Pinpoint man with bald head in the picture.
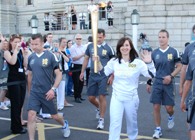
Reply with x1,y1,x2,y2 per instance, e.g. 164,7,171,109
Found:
69,34,86,103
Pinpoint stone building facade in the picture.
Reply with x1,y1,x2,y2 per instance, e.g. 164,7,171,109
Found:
0,0,195,51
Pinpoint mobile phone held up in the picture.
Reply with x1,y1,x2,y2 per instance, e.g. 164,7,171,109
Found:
21,42,27,50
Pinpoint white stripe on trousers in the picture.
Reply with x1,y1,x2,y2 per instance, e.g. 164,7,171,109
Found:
109,94,139,140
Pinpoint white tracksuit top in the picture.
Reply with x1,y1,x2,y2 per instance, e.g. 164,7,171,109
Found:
104,58,156,101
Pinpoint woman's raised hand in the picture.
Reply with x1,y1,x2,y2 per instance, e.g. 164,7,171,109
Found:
140,49,152,64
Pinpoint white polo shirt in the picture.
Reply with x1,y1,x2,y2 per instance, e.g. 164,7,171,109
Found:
69,43,86,65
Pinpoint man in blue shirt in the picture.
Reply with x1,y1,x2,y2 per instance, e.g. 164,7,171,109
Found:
80,28,115,130
27,33,70,139
147,29,182,139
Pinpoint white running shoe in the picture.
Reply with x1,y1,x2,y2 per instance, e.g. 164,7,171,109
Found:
0,105,9,110
168,116,175,129
97,118,104,130
96,109,100,119
152,129,162,139
62,120,70,138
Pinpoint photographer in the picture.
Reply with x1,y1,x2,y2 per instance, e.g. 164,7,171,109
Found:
4,34,29,134
107,1,114,27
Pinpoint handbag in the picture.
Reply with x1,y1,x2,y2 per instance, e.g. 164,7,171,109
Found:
187,95,195,123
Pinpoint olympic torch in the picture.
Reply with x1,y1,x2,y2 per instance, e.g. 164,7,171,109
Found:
88,5,99,73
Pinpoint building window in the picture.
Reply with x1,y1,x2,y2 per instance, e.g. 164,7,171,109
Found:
27,0,32,5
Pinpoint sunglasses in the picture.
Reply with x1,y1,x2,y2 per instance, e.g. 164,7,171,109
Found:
76,38,82,40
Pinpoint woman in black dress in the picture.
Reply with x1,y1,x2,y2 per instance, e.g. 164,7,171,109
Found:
71,5,77,30
4,34,29,134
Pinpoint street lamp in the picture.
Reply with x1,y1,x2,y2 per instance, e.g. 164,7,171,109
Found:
131,9,140,52
30,15,39,34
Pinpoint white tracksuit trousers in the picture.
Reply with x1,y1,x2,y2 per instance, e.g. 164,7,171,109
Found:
56,80,65,109
109,94,139,140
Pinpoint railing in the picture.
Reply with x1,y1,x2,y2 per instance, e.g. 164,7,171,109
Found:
42,9,124,31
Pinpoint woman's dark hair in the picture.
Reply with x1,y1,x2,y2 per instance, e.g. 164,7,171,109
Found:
9,34,21,51
116,37,138,63
67,40,72,48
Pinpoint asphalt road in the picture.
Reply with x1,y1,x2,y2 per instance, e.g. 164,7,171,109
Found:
0,77,189,140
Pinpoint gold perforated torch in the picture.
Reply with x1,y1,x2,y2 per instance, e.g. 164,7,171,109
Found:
88,4,99,73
